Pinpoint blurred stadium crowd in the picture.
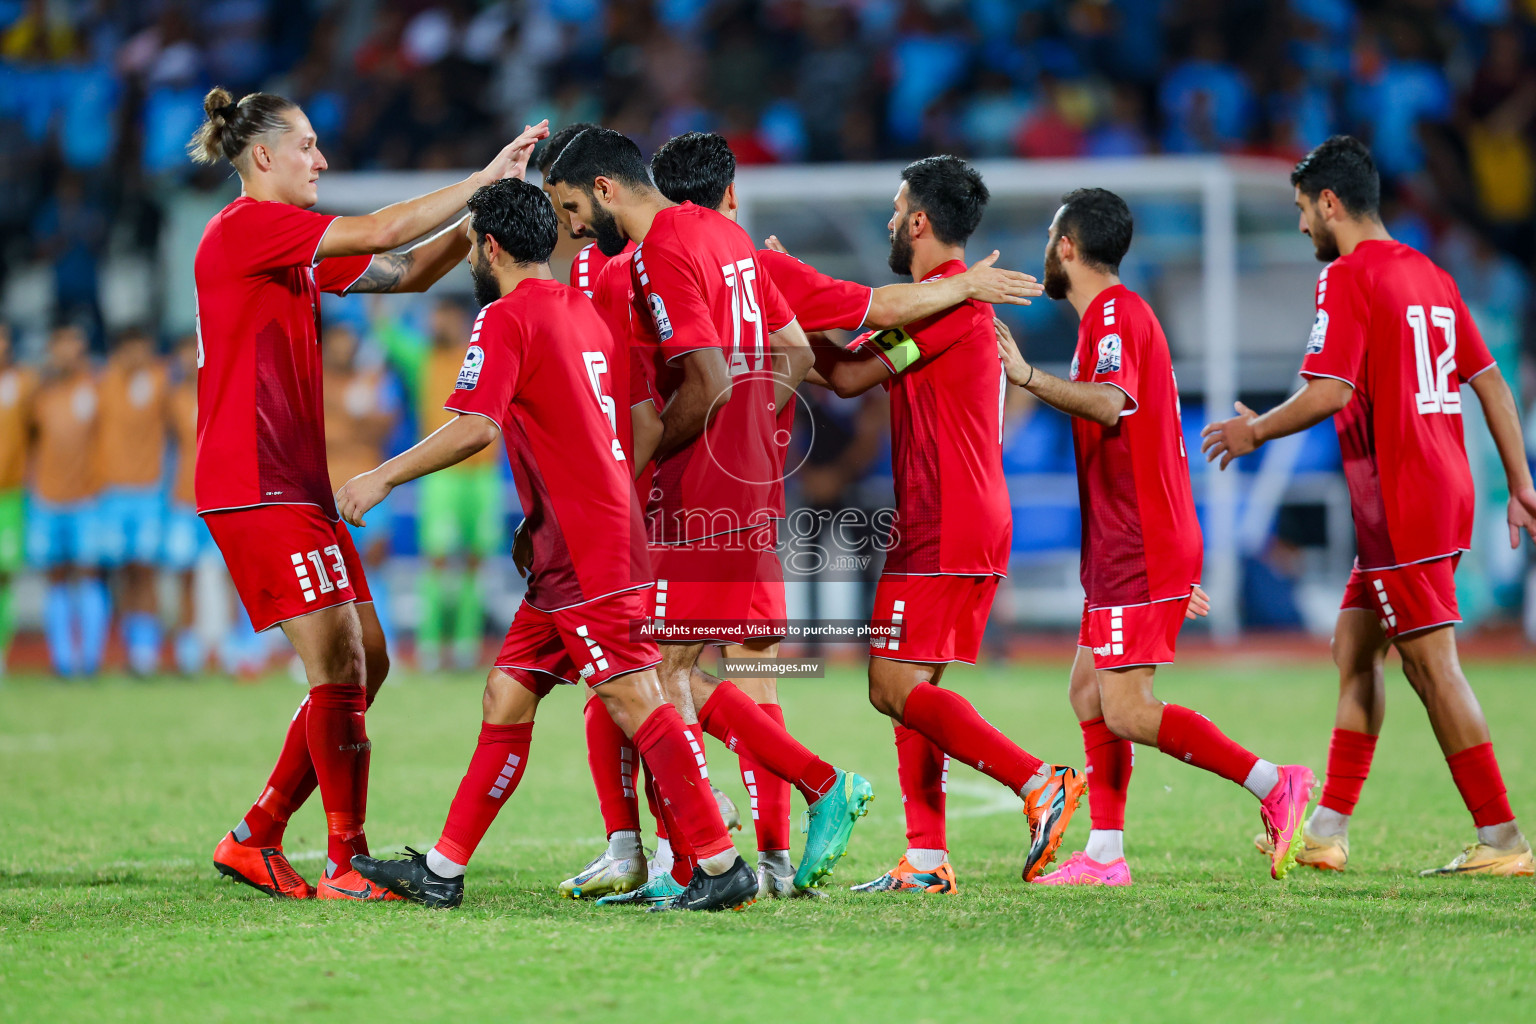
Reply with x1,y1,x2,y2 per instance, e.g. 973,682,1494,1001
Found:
3,0,1536,676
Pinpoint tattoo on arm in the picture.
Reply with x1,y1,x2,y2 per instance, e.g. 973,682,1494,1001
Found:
349,252,415,293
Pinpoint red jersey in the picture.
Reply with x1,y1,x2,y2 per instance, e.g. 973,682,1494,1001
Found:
445,278,650,610
192,197,372,517
1069,285,1202,608
753,248,876,495
1299,240,1494,569
590,247,655,501
631,202,796,543
569,241,621,298
863,259,1010,575
756,248,873,333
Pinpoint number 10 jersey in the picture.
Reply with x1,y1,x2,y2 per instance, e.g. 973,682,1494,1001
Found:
1299,239,1496,570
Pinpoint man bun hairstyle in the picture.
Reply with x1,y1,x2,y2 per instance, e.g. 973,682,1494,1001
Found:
187,87,298,166
544,127,652,192
651,132,736,210
536,122,601,177
467,178,559,266
1057,187,1134,274
900,155,988,246
1290,135,1381,219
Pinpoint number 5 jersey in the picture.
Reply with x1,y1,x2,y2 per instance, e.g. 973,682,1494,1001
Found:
445,278,651,611
1299,239,1495,570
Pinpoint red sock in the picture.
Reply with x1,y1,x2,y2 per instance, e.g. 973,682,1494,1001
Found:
306,683,372,875
1446,742,1514,827
633,705,734,862
699,681,838,803
894,722,947,850
1320,728,1377,815
1081,716,1132,831
643,764,667,840
743,703,793,851
436,722,534,866
1156,704,1258,786
900,683,1044,793
584,695,640,835
237,697,314,847
240,688,382,848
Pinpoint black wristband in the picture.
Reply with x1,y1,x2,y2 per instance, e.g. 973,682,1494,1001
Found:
1024,364,1035,388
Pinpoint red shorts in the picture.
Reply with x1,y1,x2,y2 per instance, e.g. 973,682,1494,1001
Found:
649,534,784,644
1340,554,1461,639
496,588,661,695
1077,594,1190,670
868,574,999,664
205,504,372,633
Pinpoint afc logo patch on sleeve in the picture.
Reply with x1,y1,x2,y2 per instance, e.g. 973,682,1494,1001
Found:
648,293,674,341
456,344,485,390
1306,309,1329,354
1095,334,1122,374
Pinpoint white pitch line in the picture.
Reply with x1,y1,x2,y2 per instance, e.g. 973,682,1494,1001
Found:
944,777,1026,819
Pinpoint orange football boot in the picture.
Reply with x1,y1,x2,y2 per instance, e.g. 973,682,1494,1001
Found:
315,867,405,901
213,832,315,899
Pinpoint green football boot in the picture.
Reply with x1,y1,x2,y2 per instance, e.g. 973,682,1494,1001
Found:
793,769,874,890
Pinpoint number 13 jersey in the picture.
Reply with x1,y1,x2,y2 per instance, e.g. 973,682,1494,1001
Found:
445,278,650,610
1299,239,1496,570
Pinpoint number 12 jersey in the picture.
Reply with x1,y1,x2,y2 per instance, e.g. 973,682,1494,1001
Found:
1299,239,1495,570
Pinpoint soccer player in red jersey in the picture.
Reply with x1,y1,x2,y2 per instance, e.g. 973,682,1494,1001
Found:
535,122,637,299
998,188,1317,885
337,178,754,912
810,157,1083,893
546,128,873,895
189,85,548,901
648,130,1043,896
1204,137,1536,876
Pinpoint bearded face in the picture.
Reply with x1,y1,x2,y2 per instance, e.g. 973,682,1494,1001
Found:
1042,232,1070,301
470,237,502,307
1306,206,1340,263
587,198,628,258
887,213,914,276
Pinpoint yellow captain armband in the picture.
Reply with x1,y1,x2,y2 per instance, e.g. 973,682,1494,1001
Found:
866,326,920,372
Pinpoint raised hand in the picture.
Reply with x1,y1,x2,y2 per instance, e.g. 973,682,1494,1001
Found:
764,234,791,255
481,119,551,184
963,251,1043,306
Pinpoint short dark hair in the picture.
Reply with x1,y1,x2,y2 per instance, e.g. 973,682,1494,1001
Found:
536,121,600,177
1057,188,1134,273
544,127,652,191
900,155,988,246
1291,135,1381,218
466,178,558,265
651,132,736,210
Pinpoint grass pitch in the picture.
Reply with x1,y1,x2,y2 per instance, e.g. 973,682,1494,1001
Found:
2,655,1533,1023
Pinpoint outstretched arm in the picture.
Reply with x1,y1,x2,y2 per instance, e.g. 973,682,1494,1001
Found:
1200,376,1353,470
348,214,471,294
1468,364,1536,547
336,413,500,527
762,235,1042,328
317,121,548,260
996,317,1125,427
